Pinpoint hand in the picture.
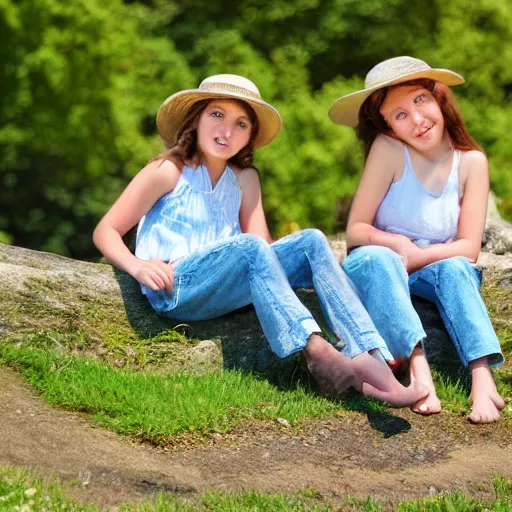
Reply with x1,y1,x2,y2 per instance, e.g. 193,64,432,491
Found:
387,234,422,272
135,258,175,293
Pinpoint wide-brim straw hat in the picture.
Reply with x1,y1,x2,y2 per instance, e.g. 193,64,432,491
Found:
328,56,465,127
156,74,282,149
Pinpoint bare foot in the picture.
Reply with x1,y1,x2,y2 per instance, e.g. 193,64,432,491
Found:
304,336,427,406
352,352,428,407
303,334,358,396
468,358,505,424
409,345,441,416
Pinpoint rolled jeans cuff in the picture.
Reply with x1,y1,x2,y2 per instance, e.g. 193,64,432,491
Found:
276,317,321,358
343,331,394,361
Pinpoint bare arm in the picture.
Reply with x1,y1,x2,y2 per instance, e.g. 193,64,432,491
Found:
237,167,273,243
346,135,415,253
405,151,489,272
93,158,181,290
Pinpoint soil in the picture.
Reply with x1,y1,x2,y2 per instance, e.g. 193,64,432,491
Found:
1,365,511,510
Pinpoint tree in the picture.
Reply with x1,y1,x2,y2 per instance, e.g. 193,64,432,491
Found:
0,0,193,257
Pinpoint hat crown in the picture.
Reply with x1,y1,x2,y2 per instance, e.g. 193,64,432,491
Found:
365,56,432,89
156,73,281,149
199,74,262,100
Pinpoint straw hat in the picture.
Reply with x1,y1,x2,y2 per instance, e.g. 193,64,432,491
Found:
156,74,282,149
328,56,465,127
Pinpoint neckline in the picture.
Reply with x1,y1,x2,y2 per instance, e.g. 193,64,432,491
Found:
186,164,232,193
404,145,459,198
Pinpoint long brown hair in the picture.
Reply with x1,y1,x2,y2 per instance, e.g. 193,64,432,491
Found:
357,78,483,157
150,99,259,169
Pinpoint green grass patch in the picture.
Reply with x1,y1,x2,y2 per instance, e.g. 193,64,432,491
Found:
431,371,471,415
0,344,340,444
1,467,511,511
10,326,198,371
0,466,96,511
395,474,512,511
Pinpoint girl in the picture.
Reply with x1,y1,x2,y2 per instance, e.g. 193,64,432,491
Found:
329,56,505,422
93,73,425,406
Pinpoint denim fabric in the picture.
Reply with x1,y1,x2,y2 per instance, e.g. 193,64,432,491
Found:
342,245,504,367
145,229,389,359
135,165,242,264
272,230,391,359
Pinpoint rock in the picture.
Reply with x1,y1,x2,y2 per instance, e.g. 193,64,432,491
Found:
1,194,511,383
194,340,218,351
483,193,512,255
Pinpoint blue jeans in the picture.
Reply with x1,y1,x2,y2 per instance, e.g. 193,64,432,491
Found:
143,229,389,359
342,245,504,367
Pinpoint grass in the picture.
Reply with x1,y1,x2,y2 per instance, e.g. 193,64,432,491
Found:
0,466,93,511
1,467,511,511
0,338,509,448
0,343,346,444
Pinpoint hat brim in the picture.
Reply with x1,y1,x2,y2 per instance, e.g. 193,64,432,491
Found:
156,89,282,150
328,68,465,127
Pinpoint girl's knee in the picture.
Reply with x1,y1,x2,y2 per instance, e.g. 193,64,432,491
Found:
343,246,407,285
346,245,403,270
235,233,272,257
236,233,270,249
299,228,329,248
435,256,481,286
436,256,477,276
276,228,330,253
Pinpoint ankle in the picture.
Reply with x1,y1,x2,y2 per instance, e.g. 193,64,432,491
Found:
469,356,490,373
303,333,329,358
410,343,425,359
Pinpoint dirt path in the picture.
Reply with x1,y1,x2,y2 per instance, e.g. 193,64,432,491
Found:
1,365,511,509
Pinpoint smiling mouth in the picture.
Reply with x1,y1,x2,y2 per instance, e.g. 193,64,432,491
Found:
215,137,228,146
418,126,433,138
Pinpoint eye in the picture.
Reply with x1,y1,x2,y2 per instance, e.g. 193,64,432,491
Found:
395,112,406,121
237,120,249,128
211,110,223,118
414,93,427,105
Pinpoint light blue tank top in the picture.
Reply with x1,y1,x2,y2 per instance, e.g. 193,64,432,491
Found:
374,146,461,248
135,164,242,264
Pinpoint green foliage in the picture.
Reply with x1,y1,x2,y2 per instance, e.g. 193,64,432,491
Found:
2,0,512,256
0,344,340,443
0,0,193,257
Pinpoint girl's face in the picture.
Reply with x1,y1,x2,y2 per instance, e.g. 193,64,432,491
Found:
379,85,445,151
196,99,253,162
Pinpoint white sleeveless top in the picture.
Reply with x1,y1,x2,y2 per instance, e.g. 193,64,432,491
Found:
135,164,242,263
374,145,461,248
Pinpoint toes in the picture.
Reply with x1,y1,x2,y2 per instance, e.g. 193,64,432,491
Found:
468,409,501,424
362,381,424,407
410,391,441,416
411,402,431,415
418,403,429,413
492,393,506,410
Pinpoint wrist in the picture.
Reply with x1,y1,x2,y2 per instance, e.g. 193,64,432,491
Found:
125,257,144,279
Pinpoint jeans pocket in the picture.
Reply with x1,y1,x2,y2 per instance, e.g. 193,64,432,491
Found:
145,274,185,314
166,275,184,311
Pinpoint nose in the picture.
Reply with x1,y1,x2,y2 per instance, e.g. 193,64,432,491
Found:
412,109,425,124
219,122,232,138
